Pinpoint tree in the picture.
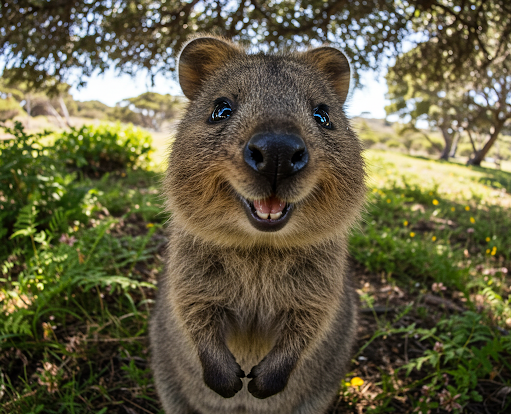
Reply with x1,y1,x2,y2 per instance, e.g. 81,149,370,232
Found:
0,97,22,121
75,100,111,120
2,1,506,92
0,79,24,120
0,72,78,127
385,56,470,160
463,64,511,166
119,92,184,131
386,1,511,165
387,56,511,165
108,104,141,126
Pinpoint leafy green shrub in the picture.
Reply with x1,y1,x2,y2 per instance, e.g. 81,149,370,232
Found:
361,135,378,148
54,123,152,176
378,133,394,144
386,139,402,149
0,121,163,413
0,122,91,260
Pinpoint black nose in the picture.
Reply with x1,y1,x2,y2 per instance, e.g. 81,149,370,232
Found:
244,133,308,180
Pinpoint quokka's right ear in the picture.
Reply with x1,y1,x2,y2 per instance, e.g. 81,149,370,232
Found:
304,47,351,104
178,36,241,100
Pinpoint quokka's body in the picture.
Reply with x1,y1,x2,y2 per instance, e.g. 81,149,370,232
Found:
150,36,366,414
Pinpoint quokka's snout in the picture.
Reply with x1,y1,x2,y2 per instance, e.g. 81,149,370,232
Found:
150,35,367,414
241,129,309,232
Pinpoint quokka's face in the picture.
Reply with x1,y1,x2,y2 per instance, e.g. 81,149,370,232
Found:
165,37,366,248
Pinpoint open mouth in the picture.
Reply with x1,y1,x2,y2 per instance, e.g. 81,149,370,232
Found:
240,195,294,232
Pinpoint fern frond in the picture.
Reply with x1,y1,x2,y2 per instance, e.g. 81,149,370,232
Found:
10,204,38,239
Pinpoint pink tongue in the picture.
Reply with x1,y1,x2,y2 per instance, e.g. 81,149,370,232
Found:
254,196,286,214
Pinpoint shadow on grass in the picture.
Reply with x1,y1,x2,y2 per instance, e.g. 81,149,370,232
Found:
468,164,511,193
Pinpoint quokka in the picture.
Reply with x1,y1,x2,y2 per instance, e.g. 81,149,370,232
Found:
149,36,366,414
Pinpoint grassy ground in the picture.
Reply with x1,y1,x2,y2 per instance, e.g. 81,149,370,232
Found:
1,129,510,413
338,151,511,413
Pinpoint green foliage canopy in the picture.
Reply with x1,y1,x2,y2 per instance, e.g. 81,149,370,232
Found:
386,1,511,164
75,99,111,119
2,1,504,91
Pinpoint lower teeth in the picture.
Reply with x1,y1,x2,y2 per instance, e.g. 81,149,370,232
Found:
253,205,285,220
256,210,270,220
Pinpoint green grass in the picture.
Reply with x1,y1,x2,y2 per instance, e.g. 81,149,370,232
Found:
355,151,511,292
1,126,510,414
339,151,511,413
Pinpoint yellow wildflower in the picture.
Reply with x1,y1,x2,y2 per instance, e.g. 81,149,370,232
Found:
404,220,408,227
350,377,364,387
491,246,497,256
465,206,470,211
486,237,491,242
486,249,491,254
451,207,455,212
470,217,475,224
432,236,437,242
146,223,154,228
387,199,391,203
432,199,439,205
410,232,416,238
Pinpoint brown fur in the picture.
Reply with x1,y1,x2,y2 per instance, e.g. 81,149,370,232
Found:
150,36,366,414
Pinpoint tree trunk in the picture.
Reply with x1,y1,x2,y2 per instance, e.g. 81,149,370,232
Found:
467,122,504,166
449,132,461,158
59,97,72,127
46,102,65,127
25,95,32,129
439,127,452,161
466,129,478,155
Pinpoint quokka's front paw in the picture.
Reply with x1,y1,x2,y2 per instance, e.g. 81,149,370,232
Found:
247,354,295,399
201,349,245,398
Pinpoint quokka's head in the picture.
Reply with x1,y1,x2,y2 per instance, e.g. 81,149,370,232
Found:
164,36,366,248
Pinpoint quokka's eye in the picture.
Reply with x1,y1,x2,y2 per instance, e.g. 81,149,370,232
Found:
313,105,332,129
210,100,233,122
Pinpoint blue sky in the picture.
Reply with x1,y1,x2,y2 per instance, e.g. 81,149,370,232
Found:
70,67,390,119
